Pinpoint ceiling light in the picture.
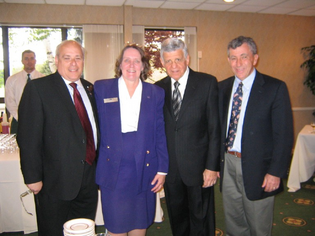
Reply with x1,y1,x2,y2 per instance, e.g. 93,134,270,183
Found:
223,0,235,2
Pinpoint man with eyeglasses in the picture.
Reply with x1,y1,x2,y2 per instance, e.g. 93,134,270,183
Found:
155,38,220,236
5,50,44,134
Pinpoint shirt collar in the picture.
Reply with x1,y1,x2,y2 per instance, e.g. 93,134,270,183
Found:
171,67,189,87
118,76,142,99
234,68,256,91
61,77,83,88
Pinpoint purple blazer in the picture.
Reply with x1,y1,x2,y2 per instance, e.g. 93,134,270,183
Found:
94,78,169,193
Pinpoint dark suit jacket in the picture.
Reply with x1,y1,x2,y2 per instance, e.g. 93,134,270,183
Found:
155,68,220,186
218,70,293,200
94,78,169,193
17,71,99,201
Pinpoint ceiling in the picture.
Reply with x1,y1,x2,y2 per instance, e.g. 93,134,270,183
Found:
1,0,315,16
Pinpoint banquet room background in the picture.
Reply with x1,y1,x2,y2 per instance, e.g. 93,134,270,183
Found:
0,2,314,142
0,1,314,236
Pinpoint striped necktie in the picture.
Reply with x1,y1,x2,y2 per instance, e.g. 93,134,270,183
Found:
172,81,182,121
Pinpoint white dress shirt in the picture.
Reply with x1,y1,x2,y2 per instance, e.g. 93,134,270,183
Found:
226,69,256,153
5,69,44,120
171,67,189,97
63,78,98,148
118,77,166,176
118,77,142,133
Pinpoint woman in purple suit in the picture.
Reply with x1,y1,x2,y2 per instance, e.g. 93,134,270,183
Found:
94,44,169,236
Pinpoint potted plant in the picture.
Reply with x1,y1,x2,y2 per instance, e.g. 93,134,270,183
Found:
300,45,315,95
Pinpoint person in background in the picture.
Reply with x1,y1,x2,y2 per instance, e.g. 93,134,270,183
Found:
155,38,220,236
17,40,99,236
5,50,44,134
218,36,293,236
94,44,169,236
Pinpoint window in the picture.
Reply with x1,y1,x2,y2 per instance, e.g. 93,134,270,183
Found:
8,27,62,76
0,26,83,111
144,29,184,83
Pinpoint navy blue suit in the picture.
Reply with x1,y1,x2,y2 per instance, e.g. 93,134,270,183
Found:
218,71,293,200
94,78,169,191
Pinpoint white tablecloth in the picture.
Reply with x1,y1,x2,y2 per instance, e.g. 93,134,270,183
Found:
0,152,37,234
0,151,163,234
287,125,315,192
0,151,104,234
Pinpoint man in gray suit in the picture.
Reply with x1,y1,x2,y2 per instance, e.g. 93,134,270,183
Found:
17,40,98,236
218,36,293,236
155,38,220,236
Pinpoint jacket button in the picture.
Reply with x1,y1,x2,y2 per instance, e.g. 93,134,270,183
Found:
146,163,150,167
81,160,85,164
107,145,110,149
107,158,110,161
146,150,150,154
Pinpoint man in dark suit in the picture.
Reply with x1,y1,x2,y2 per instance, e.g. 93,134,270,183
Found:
155,38,220,236
218,36,293,236
17,40,99,236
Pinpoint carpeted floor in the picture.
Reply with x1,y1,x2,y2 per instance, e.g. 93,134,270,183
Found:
1,177,314,236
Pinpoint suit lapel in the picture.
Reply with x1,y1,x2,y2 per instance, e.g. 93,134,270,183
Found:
177,70,198,119
135,82,152,172
243,71,265,127
104,79,122,144
52,72,81,123
160,76,174,119
222,77,234,133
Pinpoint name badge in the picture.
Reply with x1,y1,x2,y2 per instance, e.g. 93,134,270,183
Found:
104,97,118,103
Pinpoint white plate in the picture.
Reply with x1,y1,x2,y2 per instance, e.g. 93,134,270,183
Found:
64,218,95,234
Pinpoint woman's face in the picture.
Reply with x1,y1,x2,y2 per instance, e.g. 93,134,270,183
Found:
120,48,144,82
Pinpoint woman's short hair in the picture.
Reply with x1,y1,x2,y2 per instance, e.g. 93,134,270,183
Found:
115,44,151,81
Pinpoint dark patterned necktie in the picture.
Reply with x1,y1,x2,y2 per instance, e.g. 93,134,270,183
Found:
70,83,95,165
27,74,31,82
172,81,182,121
226,82,243,151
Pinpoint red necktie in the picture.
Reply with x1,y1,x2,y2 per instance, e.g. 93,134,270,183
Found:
70,83,95,165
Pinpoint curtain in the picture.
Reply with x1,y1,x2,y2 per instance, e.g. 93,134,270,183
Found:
132,26,145,46
83,25,124,84
184,27,197,71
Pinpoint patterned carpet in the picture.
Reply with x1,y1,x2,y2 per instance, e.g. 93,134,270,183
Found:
146,177,315,236
1,177,314,236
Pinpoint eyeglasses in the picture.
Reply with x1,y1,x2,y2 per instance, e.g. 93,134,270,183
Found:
20,189,34,216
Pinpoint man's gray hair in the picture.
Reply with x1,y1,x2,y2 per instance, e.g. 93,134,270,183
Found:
160,38,188,62
227,36,257,57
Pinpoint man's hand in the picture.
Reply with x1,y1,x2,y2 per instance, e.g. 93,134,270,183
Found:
202,169,218,188
262,173,280,192
27,181,43,195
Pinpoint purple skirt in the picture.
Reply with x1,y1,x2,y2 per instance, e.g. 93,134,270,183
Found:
100,132,156,233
